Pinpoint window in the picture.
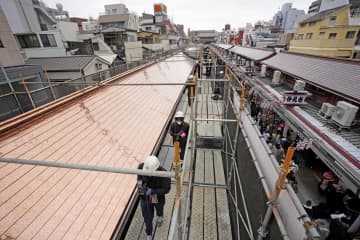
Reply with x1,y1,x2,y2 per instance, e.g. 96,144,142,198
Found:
40,34,57,47
329,16,336,26
0,39,4,48
308,22,316,27
319,32,325,36
297,34,304,40
345,31,356,39
306,33,313,39
17,34,40,48
95,63,102,71
112,8,117,14
92,42,99,51
330,16,336,21
328,33,337,39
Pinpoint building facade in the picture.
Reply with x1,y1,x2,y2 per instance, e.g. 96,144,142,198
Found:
0,0,67,58
289,4,360,58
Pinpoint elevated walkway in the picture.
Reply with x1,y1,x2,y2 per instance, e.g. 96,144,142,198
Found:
125,80,232,239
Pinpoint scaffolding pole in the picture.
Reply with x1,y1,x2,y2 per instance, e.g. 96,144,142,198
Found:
0,65,24,113
0,157,175,178
21,81,196,86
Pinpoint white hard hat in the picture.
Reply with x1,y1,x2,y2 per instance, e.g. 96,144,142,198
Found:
188,74,194,80
175,111,184,118
144,155,160,171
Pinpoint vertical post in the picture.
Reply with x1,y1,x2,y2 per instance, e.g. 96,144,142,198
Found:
1,65,23,113
174,140,183,240
44,69,56,100
79,65,85,82
257,146,295,239
20,73,36,109
239,81,246,111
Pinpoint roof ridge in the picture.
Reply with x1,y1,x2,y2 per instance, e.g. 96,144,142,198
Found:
280,51,360,65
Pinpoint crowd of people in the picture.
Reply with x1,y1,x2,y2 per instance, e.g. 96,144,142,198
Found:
248,95,360,239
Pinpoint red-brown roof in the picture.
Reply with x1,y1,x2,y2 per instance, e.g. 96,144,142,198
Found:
0,54,193,239
262,52,360,103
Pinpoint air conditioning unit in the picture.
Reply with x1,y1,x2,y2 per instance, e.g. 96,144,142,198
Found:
260,64,267,77
271,70,281,85
331,101,359,128
293,80,306,91
318,102,336,119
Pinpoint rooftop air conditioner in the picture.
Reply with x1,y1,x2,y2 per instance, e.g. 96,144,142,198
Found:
260,64,267,77
272,70,281,86
331,101,359,128
293,80,306,91
318,102,336,119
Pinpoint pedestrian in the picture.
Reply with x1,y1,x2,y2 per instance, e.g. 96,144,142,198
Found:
138,155,171,240
303,200,314,218
170,111,189,162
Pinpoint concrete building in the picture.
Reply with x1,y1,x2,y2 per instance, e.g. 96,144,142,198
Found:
289,3,360,58
98,4,141,61
0,0,67,58
190,30,218,44
273,3,305,33
308,0,322,13
0,6,24,67
243,21,279,48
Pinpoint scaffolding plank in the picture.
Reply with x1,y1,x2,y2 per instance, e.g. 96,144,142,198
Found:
153,185,176,240
216,189,232,240
213,150,226,185
195,149,205,183
204,188,218,240
173,184,190,240
164,147,174,171
163,133,173,146
183,143,192,182
204,150,214,184
189,187,204,239
125,204,145,240
158,146,170,166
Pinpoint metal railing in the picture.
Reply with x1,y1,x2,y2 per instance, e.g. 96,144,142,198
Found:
0,50,182,122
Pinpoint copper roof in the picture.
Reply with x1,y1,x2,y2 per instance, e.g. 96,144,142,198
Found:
230,46,274,61
262,52,360,103
0,54,193,239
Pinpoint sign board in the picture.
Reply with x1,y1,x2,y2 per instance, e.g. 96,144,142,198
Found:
281,90,311,105
296,138,313,150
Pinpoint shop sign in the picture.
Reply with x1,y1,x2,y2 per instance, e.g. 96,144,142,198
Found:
296,138,313,150
281,91,311,105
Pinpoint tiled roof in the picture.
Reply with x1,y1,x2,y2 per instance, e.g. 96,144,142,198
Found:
230,46,274,61
26,56,105,71
0,54,193,239
262,52,360,103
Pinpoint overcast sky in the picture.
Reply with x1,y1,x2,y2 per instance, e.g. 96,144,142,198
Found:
44,0,314,31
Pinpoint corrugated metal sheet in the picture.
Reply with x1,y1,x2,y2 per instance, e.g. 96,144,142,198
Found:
25,56,98,71
0,54,193,239
262,52,360,103
230,46,274,61
214,44,234,50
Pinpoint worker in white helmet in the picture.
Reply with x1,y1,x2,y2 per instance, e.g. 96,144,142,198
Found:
137,155,171,239
170,111,189,162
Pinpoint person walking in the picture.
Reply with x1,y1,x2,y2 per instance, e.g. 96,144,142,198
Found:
138,156,171,240
170,111,189,162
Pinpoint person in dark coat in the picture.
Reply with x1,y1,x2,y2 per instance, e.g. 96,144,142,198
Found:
138,155,171,240
170,111,189,161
